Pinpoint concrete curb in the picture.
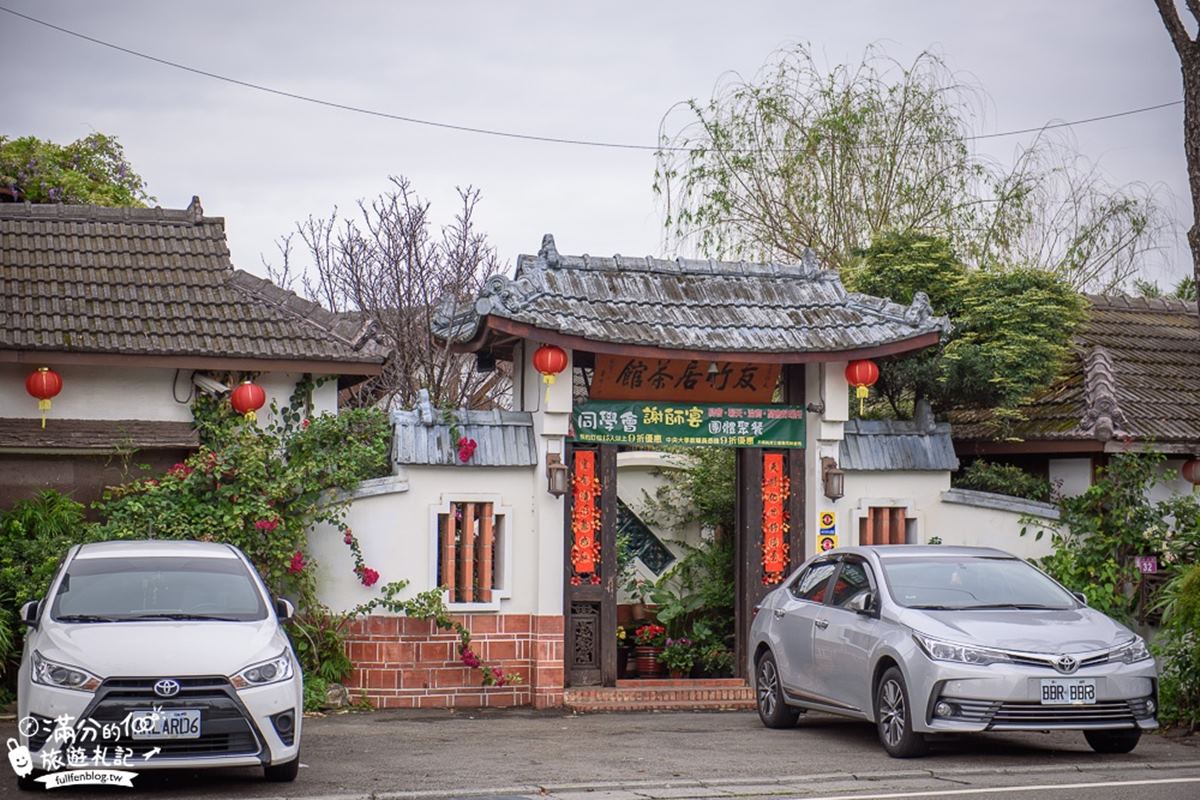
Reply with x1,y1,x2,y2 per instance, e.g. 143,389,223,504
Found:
288,759,1200,800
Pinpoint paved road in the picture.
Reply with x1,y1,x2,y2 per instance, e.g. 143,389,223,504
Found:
1,709,1197,799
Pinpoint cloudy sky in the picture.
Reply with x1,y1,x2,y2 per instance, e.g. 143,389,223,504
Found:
2,1,1192,287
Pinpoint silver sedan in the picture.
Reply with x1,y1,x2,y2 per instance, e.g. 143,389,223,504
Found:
749,545,1158,757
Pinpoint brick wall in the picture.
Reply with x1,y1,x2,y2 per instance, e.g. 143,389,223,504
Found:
343,614,565,709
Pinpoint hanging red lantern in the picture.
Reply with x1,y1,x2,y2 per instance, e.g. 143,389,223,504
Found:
25,367,63,429
1182,458,1200,485
844,359,880,415
230,380,266,421
532,344,568,402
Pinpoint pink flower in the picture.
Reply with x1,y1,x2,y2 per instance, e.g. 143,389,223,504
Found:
255,518,279,532
301,418,310,429
167,462,193,478
343,532,354,545
359,567,380,587
456,437,478,463
288,551,305,575
494,673,507,687
461,647,481,668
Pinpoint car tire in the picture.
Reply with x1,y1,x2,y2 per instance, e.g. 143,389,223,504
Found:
875,666,928,758
263,755,300,782
1084,729,1141,754
755,650,801,729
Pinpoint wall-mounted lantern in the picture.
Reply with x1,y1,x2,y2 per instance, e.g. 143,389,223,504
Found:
821,456,845,500
546,452,570,497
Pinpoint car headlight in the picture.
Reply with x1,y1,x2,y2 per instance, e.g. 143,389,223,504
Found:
913,633,1012,666
1111,636,1152,664
31,651,101,692
231,651,293,688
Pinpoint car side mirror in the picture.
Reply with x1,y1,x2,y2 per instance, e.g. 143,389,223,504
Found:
1072,591,1088,606
21,600,40,628
275,598,295,623
848,591,877,616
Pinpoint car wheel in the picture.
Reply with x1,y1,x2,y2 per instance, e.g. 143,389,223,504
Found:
755,651,801,729
263,755,300,782
875,666,928,758
1084,729,1141,754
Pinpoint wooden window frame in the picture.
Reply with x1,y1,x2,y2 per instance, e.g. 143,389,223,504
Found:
428,494,513,611
851,498,920,546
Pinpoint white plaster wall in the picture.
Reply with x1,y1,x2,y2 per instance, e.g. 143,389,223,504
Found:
932,500,1056,560
1149,459,1198,503
309,465,540,615
614,452,704,598
1049,458,1092,498
0,365,339,424
805,361,849,559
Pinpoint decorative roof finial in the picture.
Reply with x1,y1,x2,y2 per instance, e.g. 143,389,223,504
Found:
187,195,203,223
539,234,561,267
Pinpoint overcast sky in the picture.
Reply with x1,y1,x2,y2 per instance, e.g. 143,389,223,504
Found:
2,0,1192,288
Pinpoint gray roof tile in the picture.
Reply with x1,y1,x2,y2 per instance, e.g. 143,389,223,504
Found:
0,199,388,368
391,390,536,467
435,234,948,355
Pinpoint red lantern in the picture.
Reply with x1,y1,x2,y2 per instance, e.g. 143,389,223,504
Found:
230,380,266,421
844,360,880,415
1182,458,1200,486
25,367,63,429
532,344,568,402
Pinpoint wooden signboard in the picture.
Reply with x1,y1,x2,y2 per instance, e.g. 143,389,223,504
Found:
590,355,780,403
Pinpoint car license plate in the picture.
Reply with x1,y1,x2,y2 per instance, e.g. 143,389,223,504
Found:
130,709,201,740
1040,678,1097,705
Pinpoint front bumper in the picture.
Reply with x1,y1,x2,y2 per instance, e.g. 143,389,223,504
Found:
21,675,300,772
905,656,1159,734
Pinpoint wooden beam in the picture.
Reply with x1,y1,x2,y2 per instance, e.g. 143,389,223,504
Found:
460,502,476,603
478,502,494,603
599,445,619,687
734,447,765,680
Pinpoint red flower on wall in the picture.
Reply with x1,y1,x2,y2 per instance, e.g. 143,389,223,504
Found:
457,437,478,463
288,551,306,575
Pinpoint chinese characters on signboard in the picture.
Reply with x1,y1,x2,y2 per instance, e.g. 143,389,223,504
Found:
572,401,805,448
590,355,781,403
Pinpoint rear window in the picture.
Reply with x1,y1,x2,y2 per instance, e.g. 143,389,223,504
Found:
51,555,267,622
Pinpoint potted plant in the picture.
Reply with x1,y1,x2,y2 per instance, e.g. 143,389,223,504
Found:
633,623,666,678
659,637,695,679
624,576,654,622
616,625,636,678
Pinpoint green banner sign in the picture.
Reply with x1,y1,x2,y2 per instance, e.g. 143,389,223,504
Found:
572,401,806,448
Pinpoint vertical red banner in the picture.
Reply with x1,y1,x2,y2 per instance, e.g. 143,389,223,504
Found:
571,450,602,584
762,453,790,585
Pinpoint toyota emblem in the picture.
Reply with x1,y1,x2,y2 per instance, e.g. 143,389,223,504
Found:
153,679,181,698
1053,655,1079,675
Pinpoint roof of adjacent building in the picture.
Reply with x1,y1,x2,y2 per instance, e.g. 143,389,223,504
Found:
0,199,387,372
952,294,1200,449
434,234,948,362
840,402,959,472
392,389,536,467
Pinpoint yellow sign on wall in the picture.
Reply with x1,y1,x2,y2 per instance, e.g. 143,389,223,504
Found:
818,533,838,552
818,510,837,553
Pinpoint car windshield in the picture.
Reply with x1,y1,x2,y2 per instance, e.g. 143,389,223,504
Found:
879,555,1077,610
50,555,267,622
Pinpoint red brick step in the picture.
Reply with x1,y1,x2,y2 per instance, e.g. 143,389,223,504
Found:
565,679,755,712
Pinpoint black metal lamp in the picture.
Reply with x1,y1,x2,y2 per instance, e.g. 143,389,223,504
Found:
821,456,845,500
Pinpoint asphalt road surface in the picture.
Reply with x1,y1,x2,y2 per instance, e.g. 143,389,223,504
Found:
1,709,1197,799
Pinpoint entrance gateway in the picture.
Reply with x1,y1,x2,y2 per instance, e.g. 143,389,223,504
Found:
435,235,946,691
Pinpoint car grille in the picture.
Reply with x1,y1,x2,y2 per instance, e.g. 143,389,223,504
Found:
1007,652,1110,671
949,698,1141,729
80,676,260,760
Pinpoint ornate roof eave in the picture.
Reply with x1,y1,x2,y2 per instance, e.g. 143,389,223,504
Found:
446,313,943,365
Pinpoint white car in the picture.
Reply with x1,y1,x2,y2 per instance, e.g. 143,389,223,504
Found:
16,540,302,790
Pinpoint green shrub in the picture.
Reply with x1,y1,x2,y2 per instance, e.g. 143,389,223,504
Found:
954,460,1053,502
1155,564,1200,731
0,491,93,669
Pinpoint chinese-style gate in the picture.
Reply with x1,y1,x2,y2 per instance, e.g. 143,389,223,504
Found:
563,365,809,686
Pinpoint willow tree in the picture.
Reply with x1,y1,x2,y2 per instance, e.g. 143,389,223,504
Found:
655,45,1164,291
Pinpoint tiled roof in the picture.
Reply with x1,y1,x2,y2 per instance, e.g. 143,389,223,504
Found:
392,389,536,467
952,294,1200,446
841,402,959,471
435,235,948,355
0,199,387,370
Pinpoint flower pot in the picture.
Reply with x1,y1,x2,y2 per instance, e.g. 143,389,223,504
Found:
668,669,686,680
634,645,663,678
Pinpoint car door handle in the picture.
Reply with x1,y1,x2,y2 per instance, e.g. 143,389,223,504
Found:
814,619,829,630
773,609,786,619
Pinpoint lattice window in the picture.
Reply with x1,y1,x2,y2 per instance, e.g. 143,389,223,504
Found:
436,501,505,604
859,506,912,545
